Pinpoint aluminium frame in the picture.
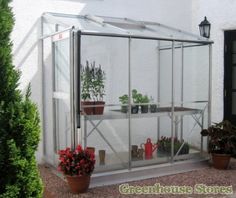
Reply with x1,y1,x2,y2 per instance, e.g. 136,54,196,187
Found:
41,12,213,171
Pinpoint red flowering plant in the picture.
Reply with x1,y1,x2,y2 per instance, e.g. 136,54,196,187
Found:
58,145,96,176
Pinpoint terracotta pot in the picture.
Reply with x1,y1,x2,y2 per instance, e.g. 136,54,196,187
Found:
86,147,95,154
66,175,91,194
94,101,105,115
81,101,94,115
212,153,231,169
99,150,106,165
81,101,105,115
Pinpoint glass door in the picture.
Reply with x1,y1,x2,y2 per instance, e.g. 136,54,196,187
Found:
224,30,236,125
52,28,78,153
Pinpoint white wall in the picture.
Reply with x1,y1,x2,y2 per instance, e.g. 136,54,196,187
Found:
192,0,236,123
11,0,192,163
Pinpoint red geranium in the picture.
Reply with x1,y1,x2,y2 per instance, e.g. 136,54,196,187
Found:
58,145,96,176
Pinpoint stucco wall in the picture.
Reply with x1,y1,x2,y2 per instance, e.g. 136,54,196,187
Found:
192,0,236,123
11,0,192,163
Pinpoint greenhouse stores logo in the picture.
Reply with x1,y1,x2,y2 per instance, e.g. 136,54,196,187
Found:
119,183,233,195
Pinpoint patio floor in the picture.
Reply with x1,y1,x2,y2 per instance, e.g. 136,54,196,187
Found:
40,158,236,198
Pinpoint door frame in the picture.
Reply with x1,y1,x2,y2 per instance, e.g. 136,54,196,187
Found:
51,27,78,155
224,30,236,123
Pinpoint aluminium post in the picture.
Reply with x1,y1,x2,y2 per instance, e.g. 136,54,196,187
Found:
171,41,175,163
128,37,132,170
157,40,161,141
180,42,184,141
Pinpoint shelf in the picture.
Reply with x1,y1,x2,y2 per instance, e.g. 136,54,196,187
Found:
94,148,201,173
82,106,202,120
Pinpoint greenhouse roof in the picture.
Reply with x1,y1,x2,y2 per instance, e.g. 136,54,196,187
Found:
43,12,213,44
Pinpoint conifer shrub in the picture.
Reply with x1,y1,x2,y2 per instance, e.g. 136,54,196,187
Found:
0,1,43,197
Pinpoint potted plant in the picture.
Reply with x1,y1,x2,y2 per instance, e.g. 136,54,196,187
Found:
119,94,128,113
58,145,96,193
157,136,189,157
150,96,157,113
118,89,141,114
140,95,150,113
200,120,236,169
81,61,106,115
131,89,141,114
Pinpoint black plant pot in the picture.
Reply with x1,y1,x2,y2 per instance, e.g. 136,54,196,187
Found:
121,106,128,113
141,105,149,113
150,104,157,113
131,105,139,114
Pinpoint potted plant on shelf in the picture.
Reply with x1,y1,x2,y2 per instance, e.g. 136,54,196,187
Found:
140,95,150,113
150,96,157,113
81,61,106,115
131,89,142,114
157,136,190,157
119,94,129,113
58,145,96,194
118,89,141,114
200,120,236,169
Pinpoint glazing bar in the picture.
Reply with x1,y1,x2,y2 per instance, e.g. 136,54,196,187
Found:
80,32,213,44
171,41,175,163
208,44,212,127
41,16,47,155
180,42,184,141
157,40,161,140
70,29,76,150
128,37,132,170
207,44,212,152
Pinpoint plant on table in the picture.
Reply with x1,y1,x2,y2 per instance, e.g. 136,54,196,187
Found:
150,96,157,113
58,145,96,193
119,94,129,113
131,89,142,114
139,94,150,113
119,89,152,114
81,61,106,115
157,136,190,157
200,120,236,169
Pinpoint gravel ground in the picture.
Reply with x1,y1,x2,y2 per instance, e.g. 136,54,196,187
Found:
39,158,236,198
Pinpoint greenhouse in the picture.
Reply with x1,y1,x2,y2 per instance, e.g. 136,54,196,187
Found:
41,12,213,177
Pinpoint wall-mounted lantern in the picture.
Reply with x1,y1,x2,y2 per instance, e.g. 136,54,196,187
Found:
199,16,211,38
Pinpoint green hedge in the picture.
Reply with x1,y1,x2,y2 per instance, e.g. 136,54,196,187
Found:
0,1,43,197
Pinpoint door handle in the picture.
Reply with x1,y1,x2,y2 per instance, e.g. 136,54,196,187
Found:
224,89,227,97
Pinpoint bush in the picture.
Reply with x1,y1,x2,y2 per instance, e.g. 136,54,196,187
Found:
0,1,43,197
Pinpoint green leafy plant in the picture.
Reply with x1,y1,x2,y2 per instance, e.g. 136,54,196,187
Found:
201,120,236,154
81,61,105,101
119,94,128,113
119,94,128,104
132,89,142,104
157,136,190,156
0,2,43,197
140,95,150,104
119,90,151,113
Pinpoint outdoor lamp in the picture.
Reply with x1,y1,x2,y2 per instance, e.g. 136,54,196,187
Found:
199,16,211,38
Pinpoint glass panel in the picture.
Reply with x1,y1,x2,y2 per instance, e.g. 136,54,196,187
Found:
50,15,127,35
81,35,129,172
183,44,209,102
232,92,236,115
233,41,236,53
232,54,236,65
53,37,72,150
45,14,208,43
173,102,208,161
43,36,55,162
130,39,172,167
232,67,236,89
